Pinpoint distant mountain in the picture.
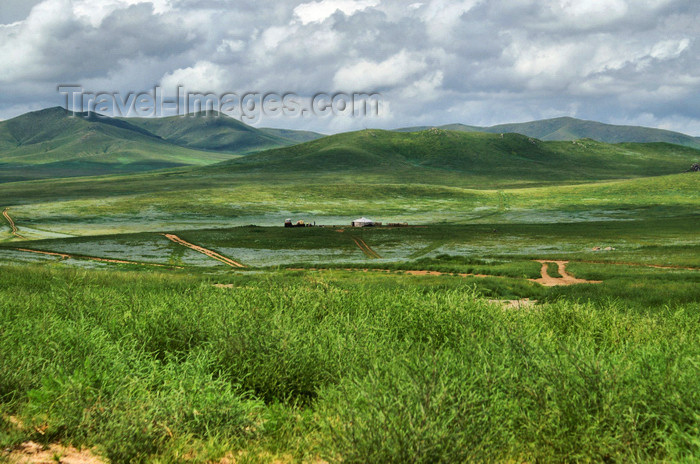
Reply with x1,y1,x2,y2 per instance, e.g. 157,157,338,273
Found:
396,117,700,149
209,128,700,185
395,123,481,133
2,107,697,186
0,107,238,183
3,128,698,205
0,107,325,183
123,113,324,153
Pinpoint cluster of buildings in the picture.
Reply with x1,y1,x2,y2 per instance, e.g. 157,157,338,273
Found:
285,217,405,228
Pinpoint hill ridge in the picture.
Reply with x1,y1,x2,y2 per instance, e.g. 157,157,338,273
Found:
395,116,700,149
207,128,700,185
0,107,325,183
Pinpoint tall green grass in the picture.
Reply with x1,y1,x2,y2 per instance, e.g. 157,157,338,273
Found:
1,265,698,462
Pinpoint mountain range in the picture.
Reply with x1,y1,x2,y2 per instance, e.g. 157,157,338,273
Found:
0,107,698,184
396,117,700,149
0,107,323,183
208,128,699,186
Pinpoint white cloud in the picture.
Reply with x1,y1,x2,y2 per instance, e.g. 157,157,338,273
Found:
0,0,74,82
293,0,379,25
0,0,193,84
160,61,229,93
73,0,172,26
334,50,428,90
420,0,479,41
555,0,629,21
399,71,444,101
649,38,690,60
1,0,699,135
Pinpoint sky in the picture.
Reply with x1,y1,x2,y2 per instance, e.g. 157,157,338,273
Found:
0,0,698,135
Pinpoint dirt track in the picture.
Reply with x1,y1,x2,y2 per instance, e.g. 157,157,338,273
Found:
530,260,601,286
15,248,182,268
2,208,25,239
163,234,246,268
352,236,382,258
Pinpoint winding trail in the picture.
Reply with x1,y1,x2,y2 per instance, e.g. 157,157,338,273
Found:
352,236,382,259
14,248,181,268
163,234,246,268
2,208,26,239
530,260,601,287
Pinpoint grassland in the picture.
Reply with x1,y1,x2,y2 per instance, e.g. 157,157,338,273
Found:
1,124,699,462
1,171,696,241
0,263,698,463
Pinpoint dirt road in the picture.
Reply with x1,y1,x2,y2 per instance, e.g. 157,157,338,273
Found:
530,260,601,286
163,234,246,268
2,208,25,239
15,248,181,268
352,236,382,259
288,263,599,287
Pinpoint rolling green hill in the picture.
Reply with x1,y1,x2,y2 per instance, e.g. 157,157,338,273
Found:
123,112,324,153
0,107,326,183
258,127,325,143
2,121,698,239
214,129,700,184
0,107,241,183
396,117,700,149
2,128,697,207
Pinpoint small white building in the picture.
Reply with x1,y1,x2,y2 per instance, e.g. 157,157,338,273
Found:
352,217,380,227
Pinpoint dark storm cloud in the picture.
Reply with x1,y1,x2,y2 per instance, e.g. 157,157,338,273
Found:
0,0,698,135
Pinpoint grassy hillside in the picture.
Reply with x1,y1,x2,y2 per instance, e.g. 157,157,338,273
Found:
397,117,700,149
0,128,697,208
258,127,324,143
123,112,323,153
0,107,239,182
0,108,325,183
1,127,697,240
217,129,700,183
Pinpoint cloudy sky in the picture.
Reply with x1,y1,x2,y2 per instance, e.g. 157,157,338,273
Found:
1,0,698,134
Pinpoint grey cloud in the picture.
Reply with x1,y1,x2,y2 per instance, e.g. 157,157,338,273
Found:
0,0,44,24
0,0,699,136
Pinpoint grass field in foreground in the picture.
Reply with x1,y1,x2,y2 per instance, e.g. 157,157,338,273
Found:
1,220,698,462
0,265,698,463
